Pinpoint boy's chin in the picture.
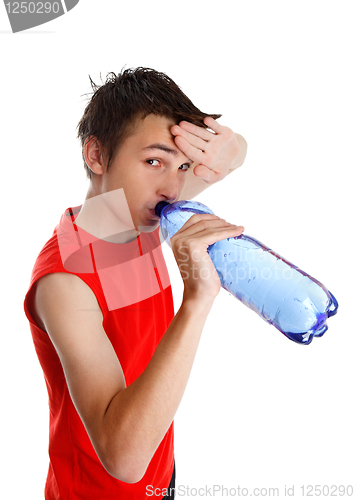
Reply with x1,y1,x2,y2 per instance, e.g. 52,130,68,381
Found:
137,221,160,232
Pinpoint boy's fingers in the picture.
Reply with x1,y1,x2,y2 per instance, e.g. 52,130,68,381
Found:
172,127,207,152
174,215,243,239
173,136,205,165
203,116,224,134
174,121,212,141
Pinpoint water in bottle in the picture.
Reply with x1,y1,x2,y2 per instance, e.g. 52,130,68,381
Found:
155,200,338,345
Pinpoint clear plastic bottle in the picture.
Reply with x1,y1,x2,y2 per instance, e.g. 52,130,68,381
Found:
155,200,338,345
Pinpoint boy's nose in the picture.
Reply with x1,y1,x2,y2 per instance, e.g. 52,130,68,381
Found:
157,175,179,203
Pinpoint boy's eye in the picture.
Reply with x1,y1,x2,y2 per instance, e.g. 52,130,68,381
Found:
146,159,191,171
147,159,160,167
179,163,192,171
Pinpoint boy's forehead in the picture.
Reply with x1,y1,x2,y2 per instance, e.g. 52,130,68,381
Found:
126,114,178,148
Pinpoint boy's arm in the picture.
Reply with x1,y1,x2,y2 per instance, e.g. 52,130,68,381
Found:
32,215,244,484
172,117,248,201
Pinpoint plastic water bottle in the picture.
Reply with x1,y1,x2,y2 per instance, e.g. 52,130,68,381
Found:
155,200,338,345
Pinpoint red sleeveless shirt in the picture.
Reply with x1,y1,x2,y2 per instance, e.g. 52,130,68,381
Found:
24,206,175,499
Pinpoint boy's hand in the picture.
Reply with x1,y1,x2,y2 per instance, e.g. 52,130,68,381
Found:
171,117,242,184
170,213,244,303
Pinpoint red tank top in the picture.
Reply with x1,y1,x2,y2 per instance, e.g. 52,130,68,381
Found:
23,206,175,499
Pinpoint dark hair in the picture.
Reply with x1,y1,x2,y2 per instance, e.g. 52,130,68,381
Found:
77,67,222,180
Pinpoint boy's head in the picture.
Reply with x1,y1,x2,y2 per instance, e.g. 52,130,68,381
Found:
77,67,221,180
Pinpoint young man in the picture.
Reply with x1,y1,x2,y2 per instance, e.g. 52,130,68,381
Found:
24,68,247,499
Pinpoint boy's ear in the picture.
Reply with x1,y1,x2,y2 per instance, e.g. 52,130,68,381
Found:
84,137,106,176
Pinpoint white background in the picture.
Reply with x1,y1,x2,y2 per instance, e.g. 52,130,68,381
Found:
1,1,354,499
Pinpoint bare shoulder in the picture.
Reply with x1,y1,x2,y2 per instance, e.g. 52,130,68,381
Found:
36,271,101,317
33,272,103,352
36,272,100,306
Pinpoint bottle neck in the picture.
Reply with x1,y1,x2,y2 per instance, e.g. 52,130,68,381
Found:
154,201,170,217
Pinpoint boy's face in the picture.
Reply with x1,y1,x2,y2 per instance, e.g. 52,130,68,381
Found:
99,114,193,233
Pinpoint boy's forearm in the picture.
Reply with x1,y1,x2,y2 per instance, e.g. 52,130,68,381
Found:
100,296,214,482
230,133,248,171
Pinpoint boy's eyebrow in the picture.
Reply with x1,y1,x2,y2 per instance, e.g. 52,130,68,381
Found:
141,143,179,156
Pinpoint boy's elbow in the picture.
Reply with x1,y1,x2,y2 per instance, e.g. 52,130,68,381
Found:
103,457,148,484
96,402,152,483
100,446,149,484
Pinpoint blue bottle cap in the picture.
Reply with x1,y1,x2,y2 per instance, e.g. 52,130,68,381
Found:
155,201,170,217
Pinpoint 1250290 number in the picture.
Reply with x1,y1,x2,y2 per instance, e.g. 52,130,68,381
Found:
300,485,354,496
5,2,60,14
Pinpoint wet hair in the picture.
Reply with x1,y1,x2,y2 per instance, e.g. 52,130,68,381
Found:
77,67,222,180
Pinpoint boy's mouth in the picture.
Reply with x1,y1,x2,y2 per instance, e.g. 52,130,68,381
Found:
148,208,160,220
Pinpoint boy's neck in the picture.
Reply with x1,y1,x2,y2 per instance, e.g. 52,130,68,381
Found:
74,189,140,244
